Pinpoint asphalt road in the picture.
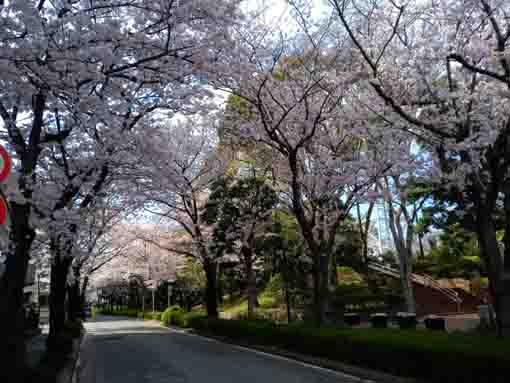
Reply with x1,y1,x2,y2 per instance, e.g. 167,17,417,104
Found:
78,316,370,383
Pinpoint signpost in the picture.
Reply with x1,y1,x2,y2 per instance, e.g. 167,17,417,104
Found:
0,145,11,182
0,197,7,225
0,144,11,226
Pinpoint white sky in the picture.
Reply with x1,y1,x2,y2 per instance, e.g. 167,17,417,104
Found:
243,0,327,33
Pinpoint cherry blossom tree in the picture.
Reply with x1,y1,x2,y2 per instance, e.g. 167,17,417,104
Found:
326,0,510,335
130,118,226,317
0,0,242,378
214,42,394,323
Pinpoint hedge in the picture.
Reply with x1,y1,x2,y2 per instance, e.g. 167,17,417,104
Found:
96,307,140,318
161,306,185,327
95,306,162,320
187,317,510,383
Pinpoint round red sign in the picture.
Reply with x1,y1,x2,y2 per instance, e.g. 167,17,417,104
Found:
0,145,11,182
0,196,7,225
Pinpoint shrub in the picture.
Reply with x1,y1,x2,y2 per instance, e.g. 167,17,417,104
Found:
333,287,403,314
265,273,284,302
186,313,208,328
188,318,510,383
162,305,186,327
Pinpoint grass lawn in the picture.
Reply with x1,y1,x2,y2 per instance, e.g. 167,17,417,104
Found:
221,292,280,317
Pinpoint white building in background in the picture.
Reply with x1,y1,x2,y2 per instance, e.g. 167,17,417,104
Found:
373,200,393,255
365,199,441,260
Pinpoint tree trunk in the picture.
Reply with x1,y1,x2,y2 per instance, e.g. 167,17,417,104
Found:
244,250,258,319
67,266,82,321
476,209,510,336
398,249,416,313
418,234,425,260
283,274,292,323
80,275,89,311
310,252,331,326
318,253,331,324
47,255,72,350
68,279,80,321
0,203,35,383
217,267,224,305
204,261,219,318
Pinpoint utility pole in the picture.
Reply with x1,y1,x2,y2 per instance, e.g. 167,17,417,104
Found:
141,288,145,318
152,287,155,313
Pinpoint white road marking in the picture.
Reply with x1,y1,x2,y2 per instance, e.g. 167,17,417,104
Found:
158,325,376,383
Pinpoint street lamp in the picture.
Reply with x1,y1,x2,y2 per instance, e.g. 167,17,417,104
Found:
152,285,155,313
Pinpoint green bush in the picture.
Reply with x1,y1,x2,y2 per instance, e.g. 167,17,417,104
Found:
96,306,165,320
162,305,186,327
188,318,510,383
333,287,403,313
184,311,207,326
265,273,284,302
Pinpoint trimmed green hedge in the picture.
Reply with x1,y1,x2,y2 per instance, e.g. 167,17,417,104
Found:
188,318,510,383
161,306,185,327
96,306,162,320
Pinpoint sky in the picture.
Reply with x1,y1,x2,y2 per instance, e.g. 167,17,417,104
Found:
243,0,327,33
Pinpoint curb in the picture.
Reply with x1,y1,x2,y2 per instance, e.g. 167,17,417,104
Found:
156,322,422,383
56,333,85,383
71,335,85,383
188,330,422,383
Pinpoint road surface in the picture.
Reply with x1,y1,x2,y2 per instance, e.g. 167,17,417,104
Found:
78,316,371,383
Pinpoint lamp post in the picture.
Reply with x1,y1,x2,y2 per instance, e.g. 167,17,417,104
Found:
152,286,155,313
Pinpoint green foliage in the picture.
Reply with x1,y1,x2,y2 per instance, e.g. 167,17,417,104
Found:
414,223,483,278
189,318,510,383
95,306,165,320
261,210,310,308
96,306,140,318
221,292,278,317
336,266,364,286
265,273,284,302
162,305,186,327
331,218,364,271
333,285,403,313
176,258,206,292
202,175,278,256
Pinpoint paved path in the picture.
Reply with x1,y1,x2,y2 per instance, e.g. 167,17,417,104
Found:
78,316,370,383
